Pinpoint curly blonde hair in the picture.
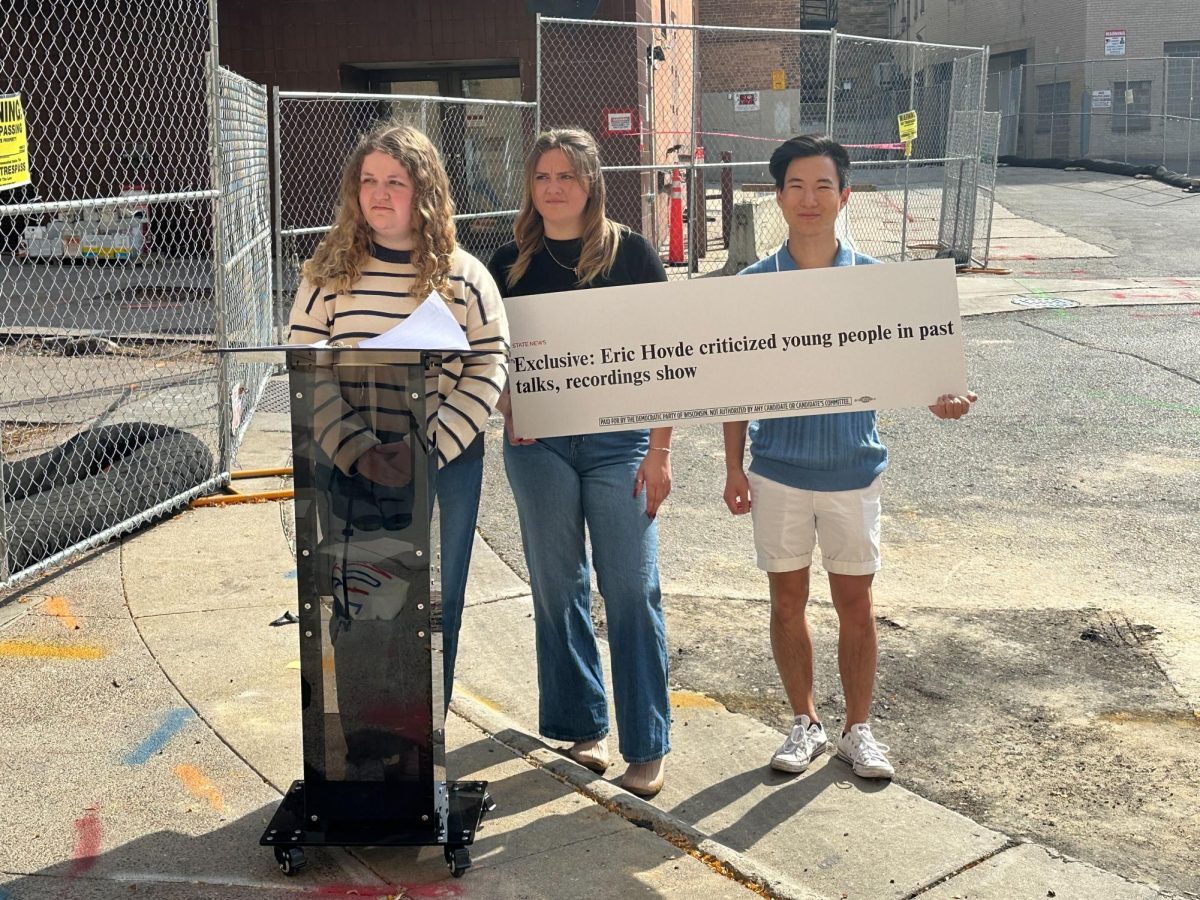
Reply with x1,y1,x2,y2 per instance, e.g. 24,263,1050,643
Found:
302,122,456,297
505,128,622,288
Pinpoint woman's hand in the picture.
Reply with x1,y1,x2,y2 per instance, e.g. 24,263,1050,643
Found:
354,442,412,486
497,388,536,446
504,412,537,446
634,447,672,519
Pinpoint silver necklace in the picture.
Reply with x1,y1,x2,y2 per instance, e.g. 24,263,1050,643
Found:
542,237,579,274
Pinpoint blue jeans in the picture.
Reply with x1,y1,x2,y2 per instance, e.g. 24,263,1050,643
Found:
436,452,483,708
503,432,671,764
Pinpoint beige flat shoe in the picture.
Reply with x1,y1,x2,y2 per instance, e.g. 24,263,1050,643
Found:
620,758,665,797
567,738,610,774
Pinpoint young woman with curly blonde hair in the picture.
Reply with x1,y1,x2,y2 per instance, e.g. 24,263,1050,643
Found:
289,122,508,708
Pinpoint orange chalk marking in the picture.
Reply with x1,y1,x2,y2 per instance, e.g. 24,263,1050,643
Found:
44,596,80,630
0,640,104,660
174,764,227,812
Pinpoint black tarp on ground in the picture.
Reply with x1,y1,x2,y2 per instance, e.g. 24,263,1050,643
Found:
3,422,214,573
999,155,1200,191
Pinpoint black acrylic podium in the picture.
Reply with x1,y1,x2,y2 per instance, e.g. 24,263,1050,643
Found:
258,348,490,878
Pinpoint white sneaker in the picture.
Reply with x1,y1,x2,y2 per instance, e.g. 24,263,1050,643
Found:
770,715,828,773
836,723,895,779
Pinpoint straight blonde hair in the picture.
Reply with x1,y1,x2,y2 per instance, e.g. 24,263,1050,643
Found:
302,123,456,297
506,128,621,288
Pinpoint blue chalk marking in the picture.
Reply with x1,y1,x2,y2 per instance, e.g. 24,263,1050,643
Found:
285,568,297,579
122,708,195,766
0,887,13,899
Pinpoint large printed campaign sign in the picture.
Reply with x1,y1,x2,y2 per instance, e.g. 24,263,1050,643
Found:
505,258,968,439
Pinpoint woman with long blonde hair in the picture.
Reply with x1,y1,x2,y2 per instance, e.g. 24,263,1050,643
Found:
289,122,508,710
487,128,673,797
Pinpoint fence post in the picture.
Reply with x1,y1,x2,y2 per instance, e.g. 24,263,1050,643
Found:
1190,59,1196,174
689,26,703,271
271,86,284,337
1124,56,1130,163
1163,56,1169,168
205,41,233,475
720,150,733,249
0,432,9,585
826,29,838,136
1051,60,1059,158
972,47,989,266
901,42,916,261
535,13,542,136
1015,63,1025,156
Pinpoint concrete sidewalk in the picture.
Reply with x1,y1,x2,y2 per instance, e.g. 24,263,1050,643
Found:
1,274,1188,900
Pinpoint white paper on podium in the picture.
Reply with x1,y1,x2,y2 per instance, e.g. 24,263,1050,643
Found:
358,291,469,351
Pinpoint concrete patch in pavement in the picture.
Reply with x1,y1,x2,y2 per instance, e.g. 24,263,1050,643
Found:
130,603,303,793
360,727,757,899
465,531,529,607
123,504,297,617
920,842,1168,899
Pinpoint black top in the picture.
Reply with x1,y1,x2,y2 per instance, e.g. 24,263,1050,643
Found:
487,228,668,297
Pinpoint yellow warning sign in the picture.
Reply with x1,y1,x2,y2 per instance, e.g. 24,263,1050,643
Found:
897,109,918,142
771,69,787,91
0,93,31,192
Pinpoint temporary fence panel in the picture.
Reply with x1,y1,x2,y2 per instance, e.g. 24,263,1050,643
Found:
936,52,989,265
274,91,536,325
986,67,1023,157
537,16,992,277
971,111,1002,267
0,0,272,590
213,67,274,464
988,57,1200,175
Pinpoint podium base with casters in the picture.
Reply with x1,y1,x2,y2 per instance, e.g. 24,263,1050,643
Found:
229,349,504,882
260,779,494,878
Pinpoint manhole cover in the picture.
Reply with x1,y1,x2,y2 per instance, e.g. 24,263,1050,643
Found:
1011,295,1080,309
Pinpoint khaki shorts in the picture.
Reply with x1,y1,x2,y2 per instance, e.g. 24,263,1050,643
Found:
748,472,882,576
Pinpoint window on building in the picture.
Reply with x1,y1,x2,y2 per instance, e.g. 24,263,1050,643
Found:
1035,82,1070,133
1165,41,1200,119
1112,80,1153,131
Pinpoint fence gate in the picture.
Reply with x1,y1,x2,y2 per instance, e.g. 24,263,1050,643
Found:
0,0,272,591
273,91,536,323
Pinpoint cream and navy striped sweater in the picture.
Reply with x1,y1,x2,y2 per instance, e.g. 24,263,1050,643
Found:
288,244,509,471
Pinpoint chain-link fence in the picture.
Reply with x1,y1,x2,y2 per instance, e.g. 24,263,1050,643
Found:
537,16,992,278
987,56,1200,173
0,0,272,590
274,91,536,324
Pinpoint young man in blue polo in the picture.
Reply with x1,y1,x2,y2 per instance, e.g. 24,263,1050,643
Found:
723,134,976,779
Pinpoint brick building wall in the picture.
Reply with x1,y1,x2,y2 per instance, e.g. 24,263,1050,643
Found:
219,0,682,239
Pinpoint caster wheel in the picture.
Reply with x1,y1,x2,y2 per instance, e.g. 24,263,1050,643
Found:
274,845,307,876
444,845,471,877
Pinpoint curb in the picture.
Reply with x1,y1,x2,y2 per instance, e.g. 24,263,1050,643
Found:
450,690,829,900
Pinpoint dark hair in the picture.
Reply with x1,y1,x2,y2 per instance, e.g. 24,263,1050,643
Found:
769,134,851,191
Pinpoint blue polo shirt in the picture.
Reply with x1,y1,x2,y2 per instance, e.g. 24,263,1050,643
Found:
737,241,888,492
